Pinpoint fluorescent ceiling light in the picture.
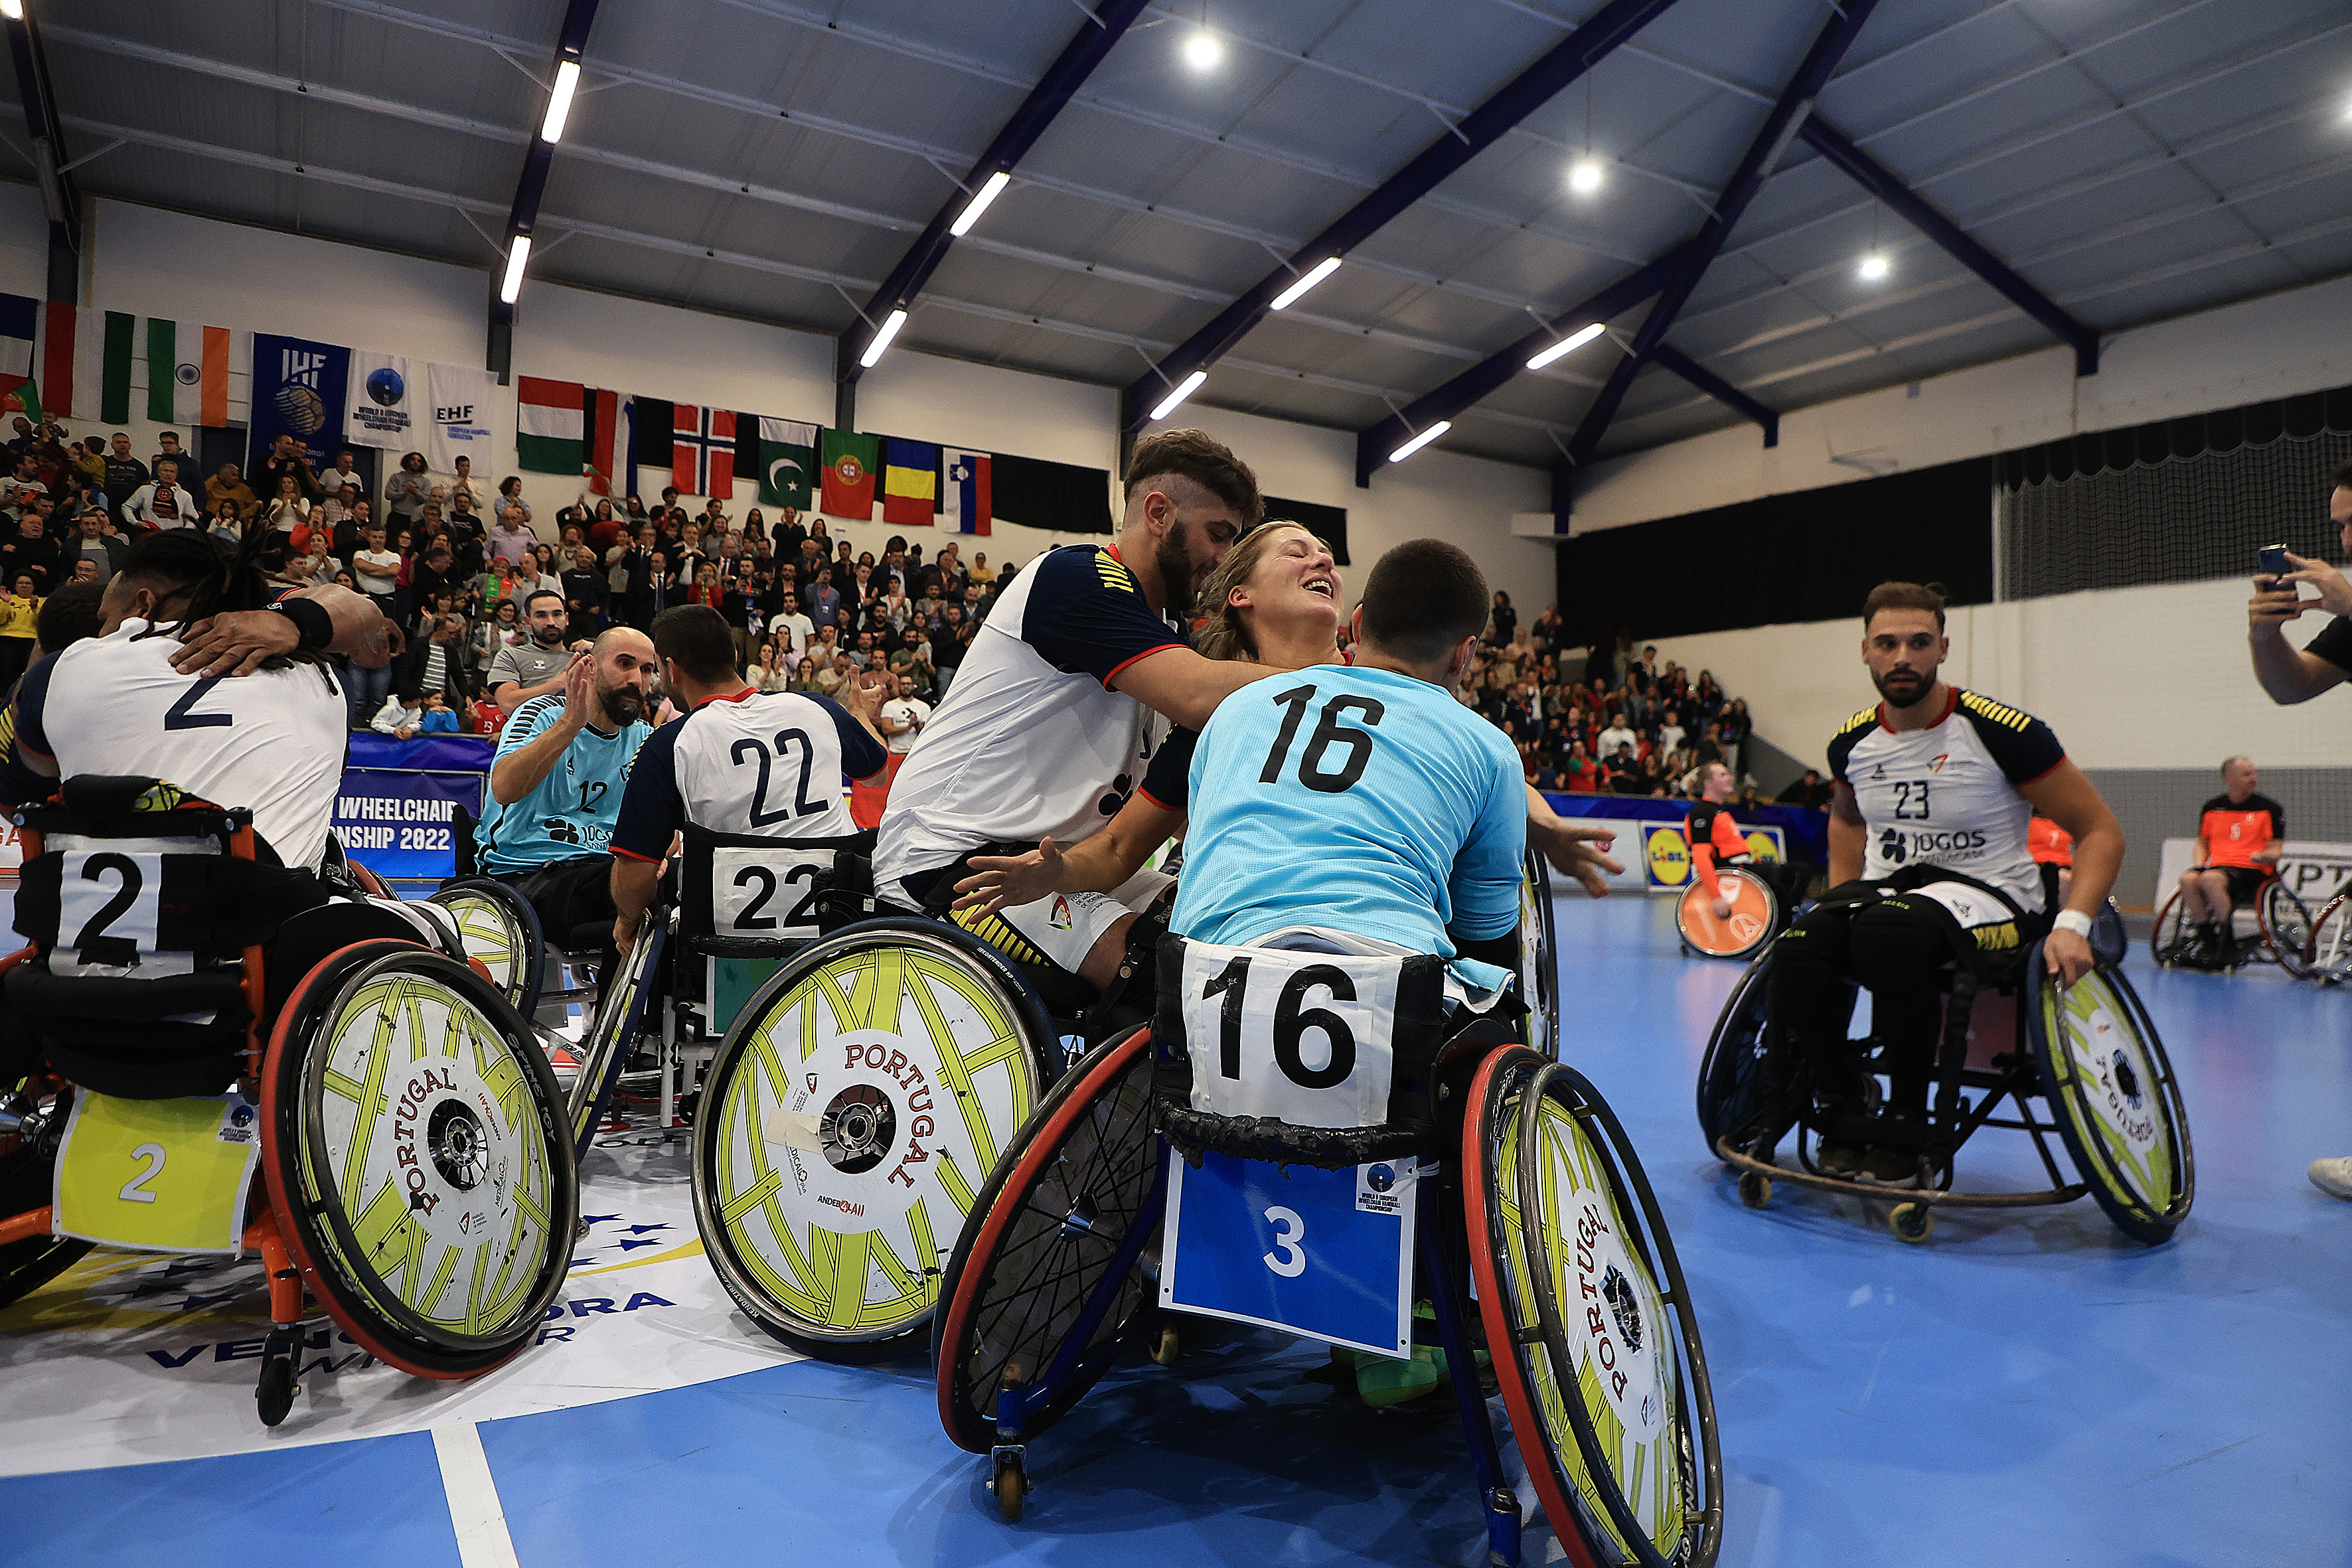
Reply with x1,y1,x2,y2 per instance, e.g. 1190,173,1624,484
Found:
1270,256,1342,311
860,307,909,369
1568,158,1603,195
0,1,22,21
1150,370,1208,422
950,170,1012,237
540,59,581,143
499,234,531,304
1183,31,1221,70
1388,420,1451,464
1527,321,1607,371
1857,252,1890,281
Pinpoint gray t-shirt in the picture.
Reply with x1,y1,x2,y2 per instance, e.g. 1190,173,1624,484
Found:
488,641,572,696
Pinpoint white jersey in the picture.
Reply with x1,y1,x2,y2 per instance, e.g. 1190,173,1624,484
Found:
19,619,348,868
1827,687,2067,915
609,687,886,862
874,545,1184,890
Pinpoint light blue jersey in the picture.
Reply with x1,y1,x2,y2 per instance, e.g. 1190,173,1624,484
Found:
477,692,653,873
1170,664,1526,959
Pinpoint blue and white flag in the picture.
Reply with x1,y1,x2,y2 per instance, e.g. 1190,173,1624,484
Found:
941,447,992,535
249,333,352,475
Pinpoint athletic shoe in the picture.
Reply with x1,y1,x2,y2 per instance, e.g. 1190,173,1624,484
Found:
1816,1139,1864,1176
2309,1157,2352,1200
1859,1147,1919,1186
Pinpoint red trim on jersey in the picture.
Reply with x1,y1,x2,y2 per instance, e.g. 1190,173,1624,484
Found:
1102,641,1181,690
693,686,758,709
1877,685,1959,734
2019,752,2067,787
1136,785,1179,811
1104,544,1124,566
608,845,660,862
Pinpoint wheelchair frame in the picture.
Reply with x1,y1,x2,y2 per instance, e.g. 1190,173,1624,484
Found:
2150,874,2313,977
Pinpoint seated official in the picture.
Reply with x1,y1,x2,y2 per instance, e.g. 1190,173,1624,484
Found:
1686,761,1808,919
1758,582,2123,1183
2172,755,2283,969
475,627,657,966
605,606,888,957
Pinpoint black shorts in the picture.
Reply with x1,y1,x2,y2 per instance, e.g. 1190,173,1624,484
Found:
2201,864,2268,905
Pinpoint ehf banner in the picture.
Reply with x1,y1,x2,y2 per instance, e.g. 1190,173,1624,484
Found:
345,351,418,449
332,768,483,882
248,334,351,474
428,362,497,473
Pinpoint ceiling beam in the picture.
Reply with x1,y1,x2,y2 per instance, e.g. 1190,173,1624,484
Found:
834,0,1146,426
1557,0,1883,482
1648,342,1775,446
486,0,599,382
1116,0,1688,451
1797,117,2100,377
4,2,82,301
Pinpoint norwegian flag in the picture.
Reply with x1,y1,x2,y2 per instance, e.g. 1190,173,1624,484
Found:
672,404,737,499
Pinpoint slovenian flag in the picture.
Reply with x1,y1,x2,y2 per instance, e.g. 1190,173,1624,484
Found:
941,447,992,535
0,293,37,423
882,436,939,528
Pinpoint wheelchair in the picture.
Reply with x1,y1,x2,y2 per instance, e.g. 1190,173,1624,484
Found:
930,929,1723,1566
1697,917,2191,1245
0,777,578,1425
2304,885,2352,984
2151,871,2312,977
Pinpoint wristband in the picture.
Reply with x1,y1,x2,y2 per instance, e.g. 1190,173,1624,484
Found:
2051,909,2094,939
268,595,334,651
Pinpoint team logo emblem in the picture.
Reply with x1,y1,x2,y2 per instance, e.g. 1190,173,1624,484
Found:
1879,826,1907,864
1929,753,1949,772
1601,1264,1644,1354
1048,896,1073,931
2110,1049,2143,1110
365,366,406,406
834,455,864,485
1364,1163,1396,1194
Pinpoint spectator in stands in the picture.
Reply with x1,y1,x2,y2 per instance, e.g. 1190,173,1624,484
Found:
1605,741,1650,795
487,506,537,568
1776,767,1832,810
147,430,197,483
254,433,317,504
3,511,58,593
0,571,40,690
1597,710,1636,757
786,655,821,694
123,459,198,532
384,450,430,530
1656,705,1686,756
351,524,400,618
96,433,149,522
262,473,310,539
497,475,530,528
372,685,428,740
204,460,256,520
561,543,607,632
68,514,126,586
1488,589,1517,646
397,612,471,708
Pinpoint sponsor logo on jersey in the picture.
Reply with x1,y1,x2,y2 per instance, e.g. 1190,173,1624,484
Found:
1646,826,1690,886
1930,753,1949,772
1049,896,1073,931
1881,826,1990,864
1879,826,1907,865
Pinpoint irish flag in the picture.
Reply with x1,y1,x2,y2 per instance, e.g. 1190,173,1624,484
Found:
15,299,244,428
516,377,623,493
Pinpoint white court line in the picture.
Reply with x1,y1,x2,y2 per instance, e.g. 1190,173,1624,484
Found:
432,1421,522,1568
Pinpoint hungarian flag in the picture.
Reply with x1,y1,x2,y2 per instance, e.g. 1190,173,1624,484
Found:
745,417,817,509
673,405,736,499
882,437,939,528
820,428,878,518
516,376,584,475
32,304,116,422
0,293,37,423
942,448,992,535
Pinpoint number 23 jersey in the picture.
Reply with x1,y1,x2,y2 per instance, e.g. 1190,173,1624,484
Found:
1827,688,2065,913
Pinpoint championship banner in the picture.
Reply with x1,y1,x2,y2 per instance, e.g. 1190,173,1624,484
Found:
248,333,351,473
331,768,483,882
343,351,418,449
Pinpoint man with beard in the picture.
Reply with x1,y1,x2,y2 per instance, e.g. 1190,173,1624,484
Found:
1750,581,2124,1184
475,627,658,965
489,589,581,710
871,428,1281,1008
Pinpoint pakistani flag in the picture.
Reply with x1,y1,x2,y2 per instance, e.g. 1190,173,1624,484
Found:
754,418,817,509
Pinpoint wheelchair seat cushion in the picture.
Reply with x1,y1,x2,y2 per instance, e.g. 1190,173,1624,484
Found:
4,967,252,1099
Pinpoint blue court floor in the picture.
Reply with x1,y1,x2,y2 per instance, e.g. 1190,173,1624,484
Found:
10,893,2351,1567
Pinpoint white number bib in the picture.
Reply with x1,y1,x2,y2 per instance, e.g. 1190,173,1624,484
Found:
712,848,832,939
1177,941,1403,1131
54,849,191,978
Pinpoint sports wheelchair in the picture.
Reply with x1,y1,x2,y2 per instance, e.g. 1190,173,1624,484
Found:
1698,917,2190,1245
929,911,1723,1567
1675,863,1810,962
0,777,577,1426
2304,884,2352,984
2151,870,2312,977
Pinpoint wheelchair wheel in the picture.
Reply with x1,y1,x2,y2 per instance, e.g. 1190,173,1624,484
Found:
1695,953,1772,1161
935,1024,1158,1453
2308,889,2352,984
2260,880,2315,979
568,913,668,1160
1676,869,1778,962
694,919,1056,1363
2024,949,2193,1245
430,880,544,1016
2149,890,2191,968
260,941,578,1377
0,1089,92,1310
1468,1048,1721,1568
1520,848,1559,1058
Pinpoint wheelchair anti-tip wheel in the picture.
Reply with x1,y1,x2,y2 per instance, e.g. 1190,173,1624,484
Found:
1521,848,1560,1059
934,1024,1159,1454
2026,959,2193,1245
693,919,1058,1363
430,879,545,1016
259,940,578,1377
1677,868,1778,962
1468,1047,1721,1568
568,913,668,1160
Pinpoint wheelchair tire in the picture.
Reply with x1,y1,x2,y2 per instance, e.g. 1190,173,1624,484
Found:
1676,869,1778,962
0,1100,92,1310
1467,1048,1721,1568
2260,880,2315,979
260,941,578,1378
568,913,668,1161
1521,848,1560,1059
2023,947,2193,1245
2308,889,2352,984
1694,953,1772,1162
934,1024,1158,1453
431,880,545,1016
692,919,1055,1364
2149,890,2191,968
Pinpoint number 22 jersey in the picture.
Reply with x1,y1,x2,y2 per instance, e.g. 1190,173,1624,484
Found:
1827,687,2066,913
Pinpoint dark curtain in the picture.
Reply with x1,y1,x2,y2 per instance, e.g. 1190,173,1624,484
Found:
990,451,1113,534
1263,495,1349,566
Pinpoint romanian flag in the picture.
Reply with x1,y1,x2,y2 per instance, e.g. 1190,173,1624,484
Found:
882,437,939,528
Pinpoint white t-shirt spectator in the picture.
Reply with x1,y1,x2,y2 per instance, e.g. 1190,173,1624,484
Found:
353,546,402,597
774,611,814,660
1598,722,1636,756
879,694,931,755
1657,721,1686,754
125,479,198,530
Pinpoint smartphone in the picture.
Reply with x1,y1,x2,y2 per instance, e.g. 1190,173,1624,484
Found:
2260,544,2294,579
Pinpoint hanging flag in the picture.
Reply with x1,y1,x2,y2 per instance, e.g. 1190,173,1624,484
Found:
631,397,672,500
141,319,243,428
515,376,584,474
0,293,37,423
941,448,992,535
751,418,817,509
584,389,623,496
426,361,495,473
672,405,736,499
882,437,940,528
819,428,878,518
248,334,353,475
33,304,114,424
345,351,420,450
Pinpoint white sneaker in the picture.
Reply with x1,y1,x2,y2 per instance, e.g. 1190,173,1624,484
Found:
2308,1157,2352,1200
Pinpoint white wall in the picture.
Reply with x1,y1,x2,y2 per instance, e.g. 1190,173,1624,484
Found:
3,194,1553,607
1572,269,2352,534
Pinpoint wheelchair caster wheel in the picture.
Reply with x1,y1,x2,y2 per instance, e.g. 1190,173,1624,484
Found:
992,1455,1028,1522
1738,1171,1771,1209
1889,1203,1934,1244
254,1332,301,1427
1149,1324,1181,1366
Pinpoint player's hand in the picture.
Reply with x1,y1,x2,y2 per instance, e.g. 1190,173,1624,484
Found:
171,609,299,677
953,838,1063,915
1711,897,1732,919
2044,926,2094,986
558,652,595,730
612,915,637,961
1531,819,1620,898
2279,552,2352,617
841,668,889,720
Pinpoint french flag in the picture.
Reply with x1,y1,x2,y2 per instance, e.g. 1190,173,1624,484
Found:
943,447,991,535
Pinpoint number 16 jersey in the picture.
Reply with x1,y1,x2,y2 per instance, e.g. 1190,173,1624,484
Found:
1827,687,2066,913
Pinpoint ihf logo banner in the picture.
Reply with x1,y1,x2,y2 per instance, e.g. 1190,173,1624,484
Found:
344,351,417,448
247,333,351,474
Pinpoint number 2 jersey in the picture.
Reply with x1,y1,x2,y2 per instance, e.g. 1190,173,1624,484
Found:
1826,687,2066,914
1169,665,1526,961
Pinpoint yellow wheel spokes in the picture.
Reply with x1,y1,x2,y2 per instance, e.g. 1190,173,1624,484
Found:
2050,975,2173,1207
